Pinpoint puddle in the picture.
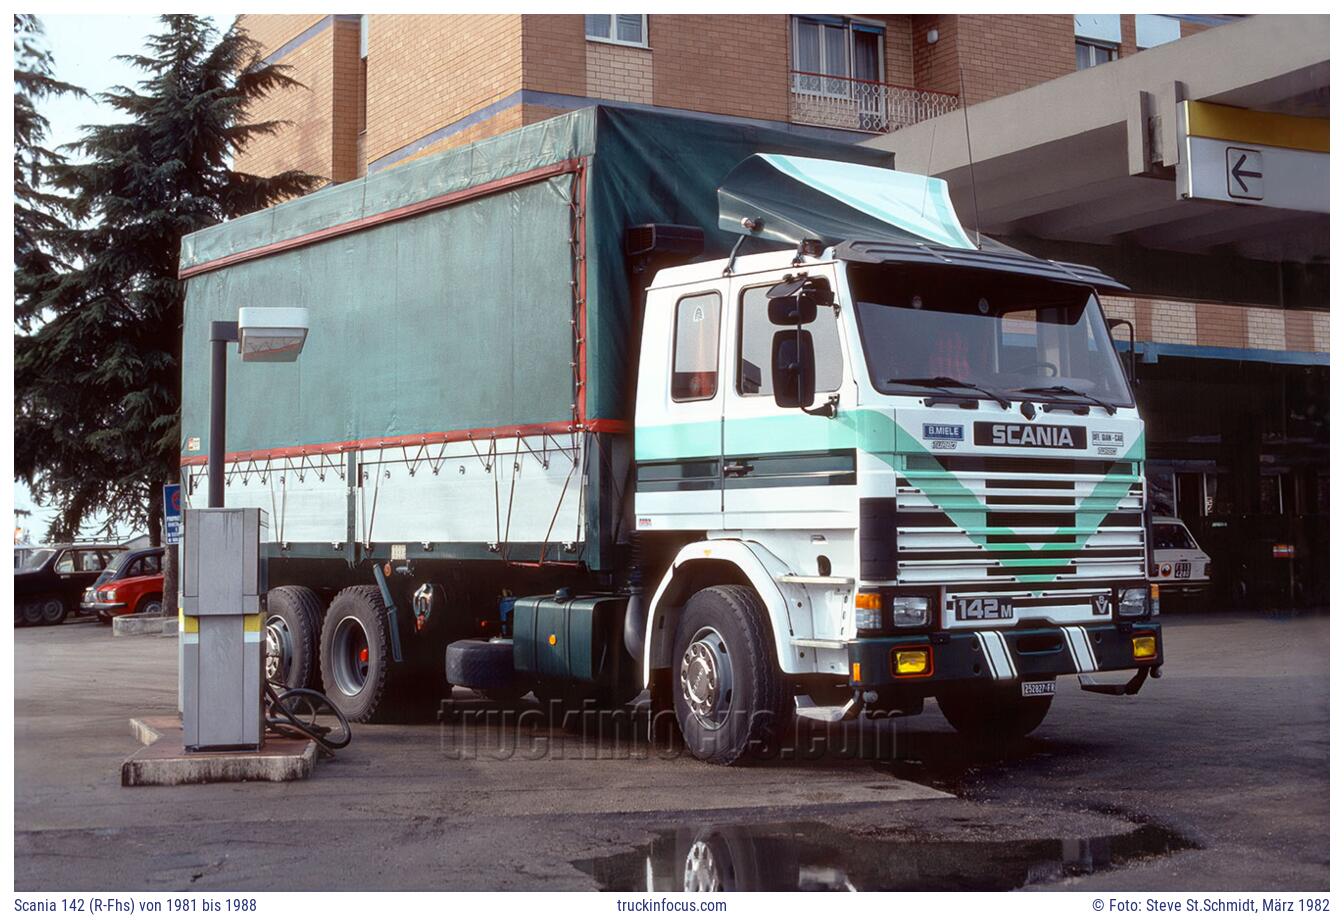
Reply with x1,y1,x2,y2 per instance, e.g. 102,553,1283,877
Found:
577,820,1195,891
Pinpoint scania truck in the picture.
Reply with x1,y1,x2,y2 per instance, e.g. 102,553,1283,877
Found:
179,107,1162,764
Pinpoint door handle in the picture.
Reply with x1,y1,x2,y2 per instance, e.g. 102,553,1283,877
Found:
722,461,754,477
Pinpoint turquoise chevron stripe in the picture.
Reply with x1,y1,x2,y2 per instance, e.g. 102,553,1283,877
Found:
886,419,1145,583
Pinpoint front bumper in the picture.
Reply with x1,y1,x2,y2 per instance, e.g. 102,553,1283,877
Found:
81,602,126,616
848,621,1162,691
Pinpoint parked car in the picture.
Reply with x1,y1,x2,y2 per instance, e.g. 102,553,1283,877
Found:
14,544,47,571
81,547,166,623
14,543,128,627
1149,515,1212,598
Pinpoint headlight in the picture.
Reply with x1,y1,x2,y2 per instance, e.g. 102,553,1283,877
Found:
99,589,117,602
891,596,931,628
1118,587,1148,618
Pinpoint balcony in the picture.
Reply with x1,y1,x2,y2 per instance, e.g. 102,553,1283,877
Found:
789,71,961,134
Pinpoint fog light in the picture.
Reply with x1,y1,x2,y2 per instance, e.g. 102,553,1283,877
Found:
894,648,931,676
1132,635,1157,660
891,596,931,628
1118,587,1148,617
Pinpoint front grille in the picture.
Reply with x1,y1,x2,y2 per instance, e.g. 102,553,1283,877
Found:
862,453,1145,586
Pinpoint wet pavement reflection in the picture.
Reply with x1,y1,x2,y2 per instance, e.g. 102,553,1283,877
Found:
577,820,1195,891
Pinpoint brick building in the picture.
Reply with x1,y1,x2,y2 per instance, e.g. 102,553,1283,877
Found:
231,13,1326,608
234,13,1208,181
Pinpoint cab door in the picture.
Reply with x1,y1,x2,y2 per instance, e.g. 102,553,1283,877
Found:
633,283,729,531
721,269,856,530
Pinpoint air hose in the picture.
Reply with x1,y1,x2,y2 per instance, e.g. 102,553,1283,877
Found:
264,680,352,755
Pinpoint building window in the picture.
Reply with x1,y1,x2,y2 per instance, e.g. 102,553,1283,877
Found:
584,14,647,48
791,16,884,89
1074,13,1120,69
671,292,721,402
1075,39,1118,70
1136,14,1182,49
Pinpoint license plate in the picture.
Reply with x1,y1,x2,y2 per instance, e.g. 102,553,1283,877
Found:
1174,561,1191,579
1021,680,1056,698
954,596,1014,621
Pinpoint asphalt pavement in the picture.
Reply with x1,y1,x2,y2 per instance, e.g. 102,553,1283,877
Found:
12,609,1328,891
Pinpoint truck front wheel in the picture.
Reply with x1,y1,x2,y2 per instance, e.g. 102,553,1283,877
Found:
672,585,790,765
936,686,1052,742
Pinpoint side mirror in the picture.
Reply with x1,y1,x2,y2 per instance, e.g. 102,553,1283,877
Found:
1106,317,1137,384
771,329,816,410
768,295,818,325
766,276,832,325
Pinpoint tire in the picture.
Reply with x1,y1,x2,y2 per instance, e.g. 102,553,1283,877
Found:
444,639,514,691
265,586,323,690
936,685,1052,742
135,594,164,615
319,586,401,723
675,827,803,892
38,596,67,626
22,600,46,627
672,585,791,766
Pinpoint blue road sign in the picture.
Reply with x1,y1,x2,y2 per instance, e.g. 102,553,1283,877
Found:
164,484,183,545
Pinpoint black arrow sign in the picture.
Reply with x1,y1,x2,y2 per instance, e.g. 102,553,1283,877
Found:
1231,153,1263,194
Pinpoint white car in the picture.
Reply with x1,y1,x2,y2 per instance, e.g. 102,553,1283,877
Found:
1150,516,1212,595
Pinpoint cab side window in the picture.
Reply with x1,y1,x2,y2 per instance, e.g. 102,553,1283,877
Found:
54,551,75,574
737,285,844,396
671,292,722,401
142,554,162,575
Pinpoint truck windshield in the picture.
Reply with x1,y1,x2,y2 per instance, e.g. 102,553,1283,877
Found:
848,263,1134,407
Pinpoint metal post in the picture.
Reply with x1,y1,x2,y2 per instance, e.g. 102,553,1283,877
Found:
208,322,238,508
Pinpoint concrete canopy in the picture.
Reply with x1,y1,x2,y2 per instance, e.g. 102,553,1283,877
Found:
864,15,1328,264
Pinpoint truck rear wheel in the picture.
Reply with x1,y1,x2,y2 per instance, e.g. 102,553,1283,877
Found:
319,586,400,723
936,686,1052,742
672,585,790,765
266,586,323,690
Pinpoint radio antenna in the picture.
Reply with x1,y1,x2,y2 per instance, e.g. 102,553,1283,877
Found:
919,121,937,221
956,62,983,249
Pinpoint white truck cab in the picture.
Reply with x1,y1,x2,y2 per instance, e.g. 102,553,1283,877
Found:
633,184,1161,760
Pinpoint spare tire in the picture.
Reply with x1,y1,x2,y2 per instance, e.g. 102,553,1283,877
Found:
265,586,324,690
444,639,516,691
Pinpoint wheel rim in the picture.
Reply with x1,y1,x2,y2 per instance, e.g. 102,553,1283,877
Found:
330,615,371,696
22,602,43,625
143,600,163,615
40,599,64,624
680,626,734,729
683,838,721,892
265,615,293,684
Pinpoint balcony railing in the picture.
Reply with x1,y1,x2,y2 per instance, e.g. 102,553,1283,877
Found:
789,71,961,134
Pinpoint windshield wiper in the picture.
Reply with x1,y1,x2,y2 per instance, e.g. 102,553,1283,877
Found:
1016,385,1116,416
887,376,1011,410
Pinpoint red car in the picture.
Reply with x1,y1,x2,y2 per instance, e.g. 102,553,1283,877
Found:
81,548,165,623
